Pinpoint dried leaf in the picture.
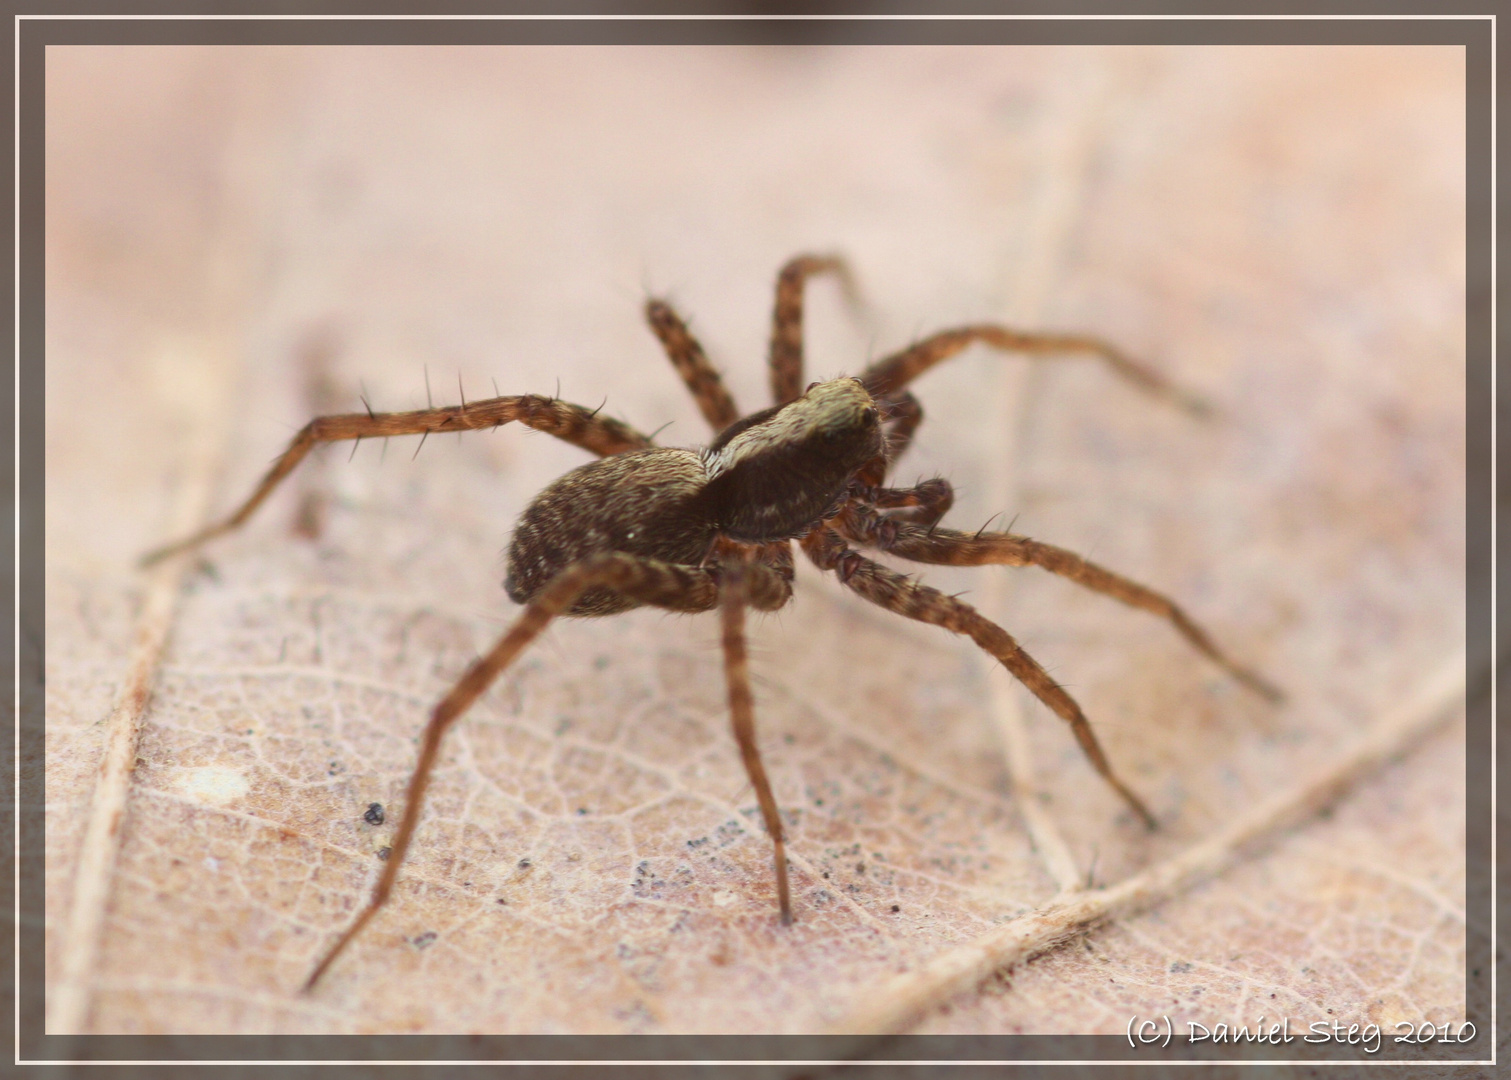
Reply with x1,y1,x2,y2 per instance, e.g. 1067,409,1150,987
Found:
46,45,1465,1039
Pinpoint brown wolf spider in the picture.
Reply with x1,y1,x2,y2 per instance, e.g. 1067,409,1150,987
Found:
144,254,1279,992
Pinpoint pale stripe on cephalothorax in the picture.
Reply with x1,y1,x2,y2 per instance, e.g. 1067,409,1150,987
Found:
701,377,873,479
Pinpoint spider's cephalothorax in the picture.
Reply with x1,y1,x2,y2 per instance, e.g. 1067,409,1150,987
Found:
142,254,1279,993
504,377,884,614
702,377,884,541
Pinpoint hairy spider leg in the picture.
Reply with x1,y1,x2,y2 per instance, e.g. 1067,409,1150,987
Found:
718,549,793,924
645,299,742,432
860,325,1214,419
769,253,857,407
303,550,793,991
836,503,1282,703
140,395,654,566
800,526,1158,830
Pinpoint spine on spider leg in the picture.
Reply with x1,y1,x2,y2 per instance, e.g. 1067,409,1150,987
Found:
510,396,654,456
358,395,650,456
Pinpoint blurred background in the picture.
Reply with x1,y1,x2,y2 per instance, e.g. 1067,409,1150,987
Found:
46,46,1466,1036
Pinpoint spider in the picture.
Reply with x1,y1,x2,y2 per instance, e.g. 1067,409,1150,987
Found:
143,254,1280,992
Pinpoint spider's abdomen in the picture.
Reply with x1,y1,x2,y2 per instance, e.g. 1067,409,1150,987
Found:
504,447,716,616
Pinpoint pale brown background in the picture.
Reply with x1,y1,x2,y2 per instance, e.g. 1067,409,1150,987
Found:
47,46,1466,1040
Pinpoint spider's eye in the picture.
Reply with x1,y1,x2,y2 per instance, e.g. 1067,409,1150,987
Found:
862,407,879,425
805,381,821,393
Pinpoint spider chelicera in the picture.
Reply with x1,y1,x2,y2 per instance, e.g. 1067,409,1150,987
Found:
144,254,1279,991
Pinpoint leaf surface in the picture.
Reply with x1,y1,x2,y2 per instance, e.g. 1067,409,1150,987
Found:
45,45,1466,1039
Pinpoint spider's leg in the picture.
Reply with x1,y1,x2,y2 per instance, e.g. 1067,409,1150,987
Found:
857,476,955,527
718,548,792,924
141,395,654,566
876,389,924,467
836,504,1282,703
801,526,1156,829
645,299,741,432
303,551,792,992
770,253,856,407
859,325,1211,418
751,539,796,589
